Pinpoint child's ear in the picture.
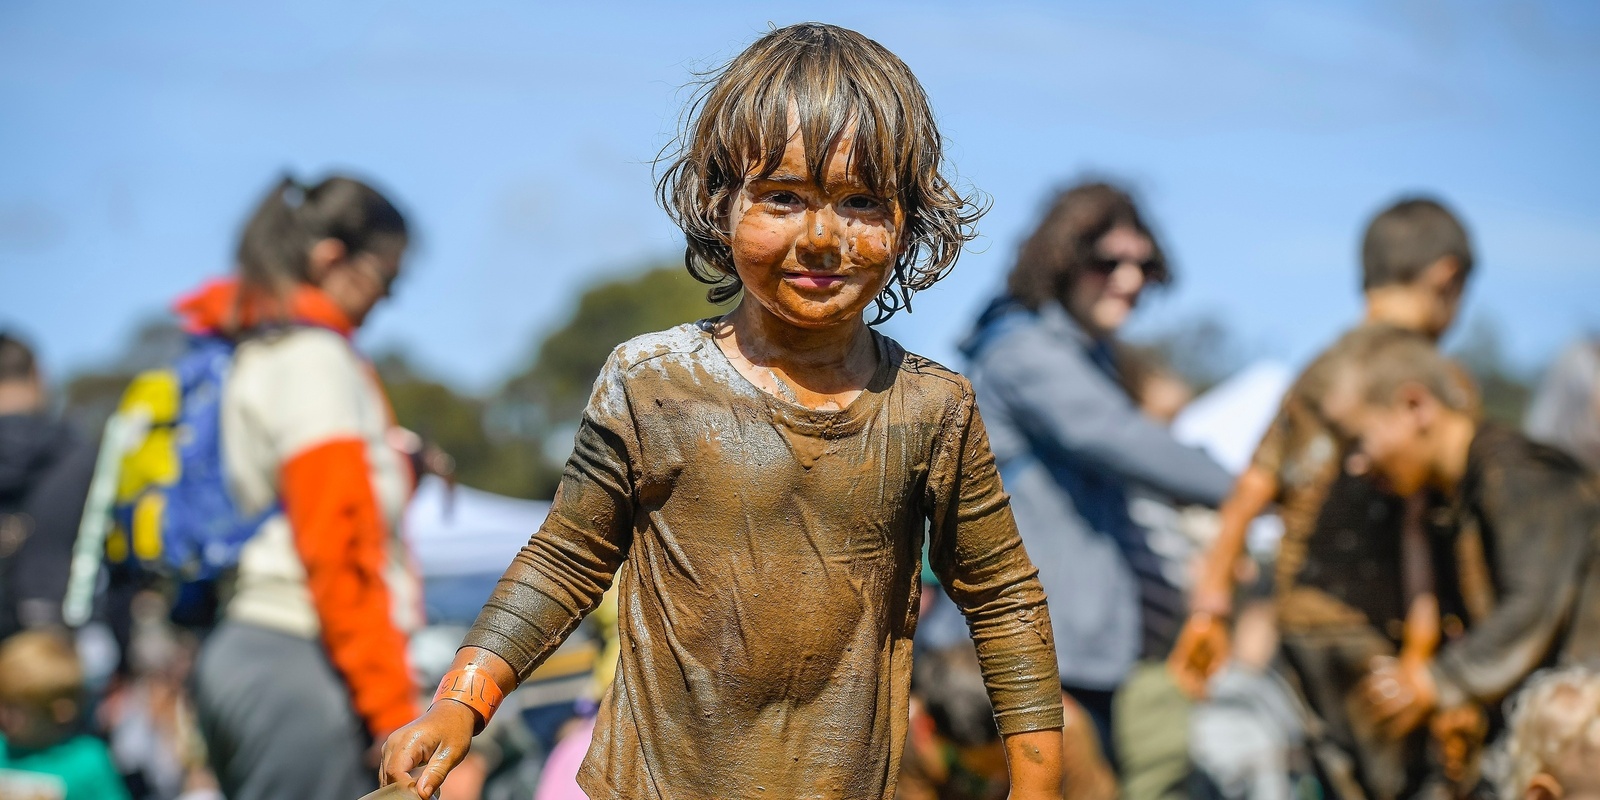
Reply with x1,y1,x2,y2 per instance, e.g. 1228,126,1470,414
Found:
1421,255,1464,293
1524,772,1563,800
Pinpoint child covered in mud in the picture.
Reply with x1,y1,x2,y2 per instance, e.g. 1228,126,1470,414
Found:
1317,328,1600,780
1170,197,1477,798
381,23,1065,800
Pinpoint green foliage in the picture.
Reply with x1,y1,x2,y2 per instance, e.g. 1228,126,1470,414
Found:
387,262,723,499
60,319,186,434
1128,314,1253,394
1450,315,1533,426
495,263,725,435
375,354,559,499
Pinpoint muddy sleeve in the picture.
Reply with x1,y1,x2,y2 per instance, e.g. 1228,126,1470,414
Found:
1249,398,1294,482
1431,465,1593,706
461,353,638,680
926,386,1065,735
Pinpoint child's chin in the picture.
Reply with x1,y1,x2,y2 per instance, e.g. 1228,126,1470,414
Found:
775,296,868,326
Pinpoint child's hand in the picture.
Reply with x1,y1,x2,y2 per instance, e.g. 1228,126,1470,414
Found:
1428,704,1486,786
380,701,477,798
1359,655,1438,740
1167,611,1229,699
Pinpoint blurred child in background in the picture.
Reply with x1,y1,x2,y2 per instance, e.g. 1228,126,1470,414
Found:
0,333,96,640
1172,197,1477,798
1318,327,1600,796
0,630,130,800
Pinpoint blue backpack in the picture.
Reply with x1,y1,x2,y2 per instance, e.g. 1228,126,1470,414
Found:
104,335,276,581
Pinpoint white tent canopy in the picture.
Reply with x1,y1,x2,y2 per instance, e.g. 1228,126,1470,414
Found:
1171,360,1295,476
406,477,549,578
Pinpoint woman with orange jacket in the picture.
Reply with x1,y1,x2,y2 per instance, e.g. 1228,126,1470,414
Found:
185,175,420,800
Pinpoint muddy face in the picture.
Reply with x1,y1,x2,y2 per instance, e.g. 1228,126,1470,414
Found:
1321,379,1434,496
725,121,904,332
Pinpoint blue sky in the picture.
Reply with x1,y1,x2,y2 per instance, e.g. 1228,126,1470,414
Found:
3,1,1597,392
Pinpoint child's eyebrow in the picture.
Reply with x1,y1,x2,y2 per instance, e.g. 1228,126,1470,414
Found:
749,171,811,185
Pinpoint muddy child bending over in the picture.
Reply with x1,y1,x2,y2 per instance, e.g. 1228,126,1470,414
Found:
382,23,1065,800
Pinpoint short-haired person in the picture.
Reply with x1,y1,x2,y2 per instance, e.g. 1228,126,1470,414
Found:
0,333,95,639
1496,666,1600,800
381,24,1064,800
961,182,1234,794
1170,197,1477,797
182,174,422,800
0,631,131,800
1316,328,1600,765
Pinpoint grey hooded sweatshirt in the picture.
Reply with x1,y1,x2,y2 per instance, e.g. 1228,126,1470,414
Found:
962,298,1233,688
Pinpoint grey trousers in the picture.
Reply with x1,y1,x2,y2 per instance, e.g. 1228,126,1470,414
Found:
194,622,377,800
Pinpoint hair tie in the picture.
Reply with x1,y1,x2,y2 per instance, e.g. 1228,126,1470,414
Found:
281,177,307,210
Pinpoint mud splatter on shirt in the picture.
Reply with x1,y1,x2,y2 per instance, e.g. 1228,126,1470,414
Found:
463,321,1062,800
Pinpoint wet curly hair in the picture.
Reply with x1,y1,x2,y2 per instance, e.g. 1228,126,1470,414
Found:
656,22,985,324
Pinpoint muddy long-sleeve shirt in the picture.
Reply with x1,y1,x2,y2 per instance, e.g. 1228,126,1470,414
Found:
463,321,1062,800
1430,423,1600,708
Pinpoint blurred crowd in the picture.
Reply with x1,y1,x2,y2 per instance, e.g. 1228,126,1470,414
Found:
2,170,1598,800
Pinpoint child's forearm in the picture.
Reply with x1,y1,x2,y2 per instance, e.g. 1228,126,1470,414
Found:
1192,466,1277,615
1002,728,1064,798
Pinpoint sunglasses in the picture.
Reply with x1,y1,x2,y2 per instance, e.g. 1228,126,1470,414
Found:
1087,256,1160,277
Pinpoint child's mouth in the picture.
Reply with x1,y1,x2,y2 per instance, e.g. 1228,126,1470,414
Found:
784,271,847,289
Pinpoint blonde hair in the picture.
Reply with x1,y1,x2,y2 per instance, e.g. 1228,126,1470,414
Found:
657,22,984,323
1495,665,1600,797
0,630,84,710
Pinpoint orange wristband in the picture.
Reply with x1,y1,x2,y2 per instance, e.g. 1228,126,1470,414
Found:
432,666,505,730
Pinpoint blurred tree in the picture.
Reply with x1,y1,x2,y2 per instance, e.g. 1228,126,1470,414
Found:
1450,315,1533,425
493,263,724,437
1128,314,1253,394
375,353,557,499
60,318,186,435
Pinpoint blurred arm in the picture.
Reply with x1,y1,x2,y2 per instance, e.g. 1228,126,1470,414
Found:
985,330,1233,507
1430,467,1591,707
268,336,418,737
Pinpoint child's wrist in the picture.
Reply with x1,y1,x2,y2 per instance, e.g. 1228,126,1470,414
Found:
431,665,505,733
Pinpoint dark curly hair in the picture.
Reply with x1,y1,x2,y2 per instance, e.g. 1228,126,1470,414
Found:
656,22,986,324
1006,181,1171,312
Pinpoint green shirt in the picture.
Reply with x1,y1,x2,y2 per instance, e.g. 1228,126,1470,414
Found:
0,733,130,800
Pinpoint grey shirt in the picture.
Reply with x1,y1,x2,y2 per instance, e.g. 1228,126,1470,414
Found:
963,300,1233,687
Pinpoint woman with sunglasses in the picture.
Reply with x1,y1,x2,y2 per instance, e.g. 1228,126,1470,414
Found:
177,174,420,800
960,181,1233,796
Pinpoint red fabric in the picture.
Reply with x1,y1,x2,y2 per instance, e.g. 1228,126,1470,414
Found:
174,278,355,338
281,438,419,736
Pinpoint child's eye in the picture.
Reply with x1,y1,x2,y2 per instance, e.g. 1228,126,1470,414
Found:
842,195,884,212
762,191,802,207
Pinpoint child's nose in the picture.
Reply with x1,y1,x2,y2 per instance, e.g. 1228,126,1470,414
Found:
797,209,843,264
